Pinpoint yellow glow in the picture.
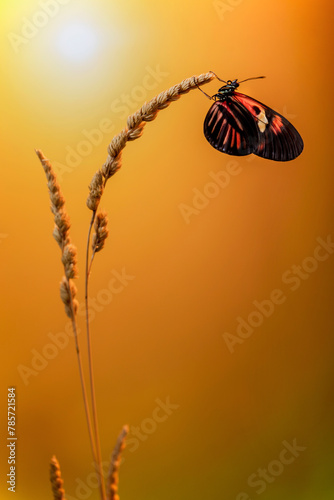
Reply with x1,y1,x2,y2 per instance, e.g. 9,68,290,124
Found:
2,2,334,500
54,22,99,63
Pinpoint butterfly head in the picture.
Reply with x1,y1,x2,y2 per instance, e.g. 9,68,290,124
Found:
216,79,239,97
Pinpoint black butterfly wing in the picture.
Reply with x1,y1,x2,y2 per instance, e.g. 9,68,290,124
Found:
232,92,304,161
204,98,260,156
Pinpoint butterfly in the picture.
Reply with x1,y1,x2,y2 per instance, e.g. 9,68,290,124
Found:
198,74,303,161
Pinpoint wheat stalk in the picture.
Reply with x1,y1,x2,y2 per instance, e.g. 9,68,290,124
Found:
35,150,79,318
90,211,109,268
50,456,66,500
35,150,105,499
107,426,129,500
86,71,215,212
38,71,216,499
84,72,215,500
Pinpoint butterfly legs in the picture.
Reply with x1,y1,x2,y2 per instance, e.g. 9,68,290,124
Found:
192,77,214,100
193,72,229,99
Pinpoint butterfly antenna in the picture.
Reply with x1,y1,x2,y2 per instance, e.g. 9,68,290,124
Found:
239,76,266,83
209,71,227,83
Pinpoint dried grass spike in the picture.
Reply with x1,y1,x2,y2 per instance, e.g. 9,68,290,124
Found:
127,124,145,141
62,244,78,279
35,149,73,253
92,212,109,253
101,154,122,181
107,130,128,158
52,226,63,247
87,170,104,211
53,212,71,246
60,277,78,318
107,425,129,500
50,455,66,500
87,71,215,212
49,187,65,212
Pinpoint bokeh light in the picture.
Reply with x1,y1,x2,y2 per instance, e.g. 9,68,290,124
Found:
54,22,99,63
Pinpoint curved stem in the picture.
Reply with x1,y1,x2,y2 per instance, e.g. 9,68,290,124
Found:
88,249,97,276
83,73,215,498
66,278,97,474
85,211,106,500
59,232,97,473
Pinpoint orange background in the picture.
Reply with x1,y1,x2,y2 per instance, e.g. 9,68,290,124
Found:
1,1,334,499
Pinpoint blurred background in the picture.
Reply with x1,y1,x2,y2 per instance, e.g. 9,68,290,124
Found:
1,0,334,499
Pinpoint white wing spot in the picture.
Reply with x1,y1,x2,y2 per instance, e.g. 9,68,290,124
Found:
256,108,268,133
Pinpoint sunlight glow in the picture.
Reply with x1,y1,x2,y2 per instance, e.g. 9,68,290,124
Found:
55,22,99,63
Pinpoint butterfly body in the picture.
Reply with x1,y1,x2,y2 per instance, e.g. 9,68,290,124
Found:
203,78,303,161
